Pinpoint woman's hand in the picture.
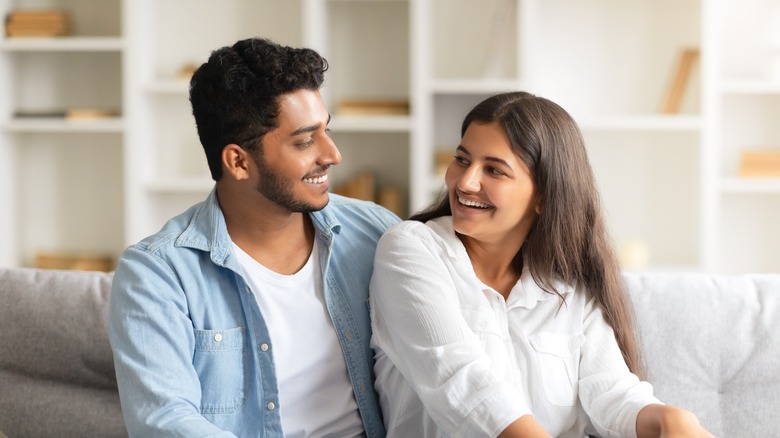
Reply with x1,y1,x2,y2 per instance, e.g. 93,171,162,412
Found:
637,404,716,438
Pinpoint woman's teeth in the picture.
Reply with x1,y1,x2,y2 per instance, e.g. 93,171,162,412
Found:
304,174,328,184
459,196,489,209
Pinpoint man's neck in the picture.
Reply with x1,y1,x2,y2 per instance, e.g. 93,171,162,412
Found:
218,186,316,275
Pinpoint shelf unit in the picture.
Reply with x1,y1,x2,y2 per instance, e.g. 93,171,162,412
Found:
2,0,779,273
0,0,125,268
710,0,780,273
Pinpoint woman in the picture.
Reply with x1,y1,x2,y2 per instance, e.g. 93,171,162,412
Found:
369,92,713,437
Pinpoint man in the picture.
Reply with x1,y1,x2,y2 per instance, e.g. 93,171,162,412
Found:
109,37,398,437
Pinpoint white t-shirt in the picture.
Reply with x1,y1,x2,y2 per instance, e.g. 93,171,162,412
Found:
370,217,662,438
233,237,364,438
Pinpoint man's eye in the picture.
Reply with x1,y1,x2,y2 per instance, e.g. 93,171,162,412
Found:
297,139,314,148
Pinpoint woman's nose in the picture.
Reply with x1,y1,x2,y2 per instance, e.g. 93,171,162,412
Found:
457,165,481,192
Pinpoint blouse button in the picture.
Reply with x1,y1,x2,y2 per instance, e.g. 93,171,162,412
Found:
267,402,276,411
214,333,223,343
260,343,269,352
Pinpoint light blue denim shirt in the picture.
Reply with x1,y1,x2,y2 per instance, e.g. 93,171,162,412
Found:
109,189,399,438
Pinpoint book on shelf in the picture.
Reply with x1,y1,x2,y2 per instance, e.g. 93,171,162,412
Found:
660,48,699,114
739,150,780,177
5,9,71,37
337,99,410,116
13,109,120,120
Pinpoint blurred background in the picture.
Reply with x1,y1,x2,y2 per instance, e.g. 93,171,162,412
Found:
1,0,779,274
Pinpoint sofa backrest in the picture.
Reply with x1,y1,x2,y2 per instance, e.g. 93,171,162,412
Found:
0,267,126,438
624,272,780,438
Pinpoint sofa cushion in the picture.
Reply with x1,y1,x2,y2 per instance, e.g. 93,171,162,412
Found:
625,272,780,438
0,267,125,437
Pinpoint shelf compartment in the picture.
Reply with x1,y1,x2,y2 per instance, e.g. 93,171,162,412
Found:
430,0,519,81
325,0,409,114
7,51,122,116
719,95,780,179
718,193,780,273
146,0,303,82
13,132,124,267
531,0,701,117
329,131,410,217
584,130,701,270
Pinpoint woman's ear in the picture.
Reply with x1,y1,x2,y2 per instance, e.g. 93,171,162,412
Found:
221,144,252,181
535,200,542,215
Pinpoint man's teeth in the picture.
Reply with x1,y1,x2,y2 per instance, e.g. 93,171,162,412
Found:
304,174,328,184
459,196,490,209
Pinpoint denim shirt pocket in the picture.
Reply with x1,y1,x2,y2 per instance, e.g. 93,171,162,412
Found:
193,326,247,414
529,332,585,407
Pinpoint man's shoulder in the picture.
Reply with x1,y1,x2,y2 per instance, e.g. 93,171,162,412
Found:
126,201,205,256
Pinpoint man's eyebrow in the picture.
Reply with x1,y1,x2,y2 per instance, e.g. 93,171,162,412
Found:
290,114,331,137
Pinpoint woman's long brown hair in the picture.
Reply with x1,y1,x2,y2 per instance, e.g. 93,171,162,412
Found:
411,91,644,377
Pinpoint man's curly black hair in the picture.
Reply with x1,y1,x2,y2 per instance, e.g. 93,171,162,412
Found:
189,38,329,181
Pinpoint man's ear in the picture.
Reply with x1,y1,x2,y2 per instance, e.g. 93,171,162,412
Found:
221,144,252,180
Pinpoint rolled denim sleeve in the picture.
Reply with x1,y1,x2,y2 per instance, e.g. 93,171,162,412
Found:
108,246,237,438
370,222,530,437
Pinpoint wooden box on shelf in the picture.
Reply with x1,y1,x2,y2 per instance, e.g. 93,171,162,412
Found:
35,252,114,272
739,150,780,177
337,99,409,116
5,9,71,37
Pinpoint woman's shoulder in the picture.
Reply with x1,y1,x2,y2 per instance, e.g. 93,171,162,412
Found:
383,216,452,241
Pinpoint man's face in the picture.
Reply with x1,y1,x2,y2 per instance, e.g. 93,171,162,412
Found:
251,89,340,213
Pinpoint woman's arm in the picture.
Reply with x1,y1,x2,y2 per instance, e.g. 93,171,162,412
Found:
636,404,715,438
498,415,553,438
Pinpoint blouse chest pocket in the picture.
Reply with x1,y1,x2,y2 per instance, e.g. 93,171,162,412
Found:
193,326,247,414
529,332,585,407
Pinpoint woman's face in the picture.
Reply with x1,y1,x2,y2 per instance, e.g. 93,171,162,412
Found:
445,121,539,248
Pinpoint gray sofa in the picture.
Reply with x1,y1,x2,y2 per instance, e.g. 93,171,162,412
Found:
0,267,778,437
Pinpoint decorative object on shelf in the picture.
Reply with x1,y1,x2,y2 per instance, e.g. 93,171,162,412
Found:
66,108,120,120
4,9,70,37
739,149,780,177
333,171,406,218
660,47,699,114
35,252,113,272
434,149,453,178
619,240,650,271
337,99,410,116
334,171,375,202
176,63,199,80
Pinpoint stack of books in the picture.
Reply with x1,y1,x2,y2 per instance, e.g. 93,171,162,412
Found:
739,150,780,177
5,10,70,37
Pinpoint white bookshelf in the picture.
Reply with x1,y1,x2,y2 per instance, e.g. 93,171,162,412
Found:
2,0,779,273
0,0,125,268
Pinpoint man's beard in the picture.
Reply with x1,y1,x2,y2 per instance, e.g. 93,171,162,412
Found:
253,152,328,213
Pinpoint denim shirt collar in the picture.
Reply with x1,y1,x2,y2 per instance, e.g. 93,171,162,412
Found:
174,187,342,271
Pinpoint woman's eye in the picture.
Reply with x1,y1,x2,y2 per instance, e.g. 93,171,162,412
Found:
487,167,505,176
454,155,468,165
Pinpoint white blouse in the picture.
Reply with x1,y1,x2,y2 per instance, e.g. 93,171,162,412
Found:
370,217,661,438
